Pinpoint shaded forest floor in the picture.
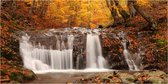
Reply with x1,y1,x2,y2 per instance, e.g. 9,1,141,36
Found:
0,1,167,83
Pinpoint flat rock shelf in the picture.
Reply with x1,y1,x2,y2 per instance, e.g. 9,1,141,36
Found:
28,70,168,83
28,72,99,83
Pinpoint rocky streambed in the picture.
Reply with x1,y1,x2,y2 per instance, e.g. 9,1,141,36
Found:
28,70,167,83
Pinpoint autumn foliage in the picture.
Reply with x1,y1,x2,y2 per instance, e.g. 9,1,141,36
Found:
0,58,35,83
0,0,167,83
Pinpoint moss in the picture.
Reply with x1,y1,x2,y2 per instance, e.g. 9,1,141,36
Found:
156,40,167,48
10,72,24,82
0,22,5,27
148,77,165,84
150,39,167,48
126,77,134,82
1,70,7,76
9,70,36,82
23,70,36,81
76,70,167,83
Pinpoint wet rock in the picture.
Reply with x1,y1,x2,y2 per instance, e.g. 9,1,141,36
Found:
23,70,36,81
118,73,135,83
144,65,161,70
75,70,168,83
147,70,167,77
148,76,165,84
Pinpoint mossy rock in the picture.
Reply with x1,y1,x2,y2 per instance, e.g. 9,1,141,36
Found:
140,70,168,83
23,70,36,81
10,72,24,82
148,70,167,77
118,73,135,83
9,69,36,82
148,76,165,84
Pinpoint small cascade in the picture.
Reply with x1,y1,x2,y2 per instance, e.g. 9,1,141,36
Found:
118,31,139,70
86,33,106,69
20,33,74,71
122,40,139,70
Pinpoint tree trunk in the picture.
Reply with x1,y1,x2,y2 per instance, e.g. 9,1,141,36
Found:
132,1,157,30
39,1,49,18
30,0,49,18
105,0,120,27
114,0,130,22
127,0,137,18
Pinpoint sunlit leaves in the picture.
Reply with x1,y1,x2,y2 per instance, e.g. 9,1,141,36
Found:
45,0,111,28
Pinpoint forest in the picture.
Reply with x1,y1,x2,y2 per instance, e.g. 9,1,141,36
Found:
0,0,167,83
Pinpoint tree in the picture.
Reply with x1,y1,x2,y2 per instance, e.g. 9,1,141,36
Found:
128,0,157,30
105,0,157,30
30,0,50,18
105,0,119,26
105,0,130,27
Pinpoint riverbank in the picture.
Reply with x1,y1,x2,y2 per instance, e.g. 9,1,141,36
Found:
28,70,167,83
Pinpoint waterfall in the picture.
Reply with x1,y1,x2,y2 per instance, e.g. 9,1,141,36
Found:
19,28,110,72
19,28,143,72
122,40,138,70
119,31,139,70
19,28,108,71
86,34,106,69
20,33,74,71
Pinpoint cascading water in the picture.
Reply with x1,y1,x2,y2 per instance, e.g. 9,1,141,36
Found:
19,28,108,72
119,31,139,70
19,28,142,72
20,33,74,71
86,33,106,69
122,39,139,70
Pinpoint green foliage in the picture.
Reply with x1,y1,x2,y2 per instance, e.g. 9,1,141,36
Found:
151,39,167,48
0,22,5,27
1,70,7,76
10,72,24,82
156,39,167,48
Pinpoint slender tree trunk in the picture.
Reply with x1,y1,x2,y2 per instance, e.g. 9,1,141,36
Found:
132,1,157,30
30,0,49,18
114,0,130,22
39,1,49,18
127,0,136,18
105,0,119,27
